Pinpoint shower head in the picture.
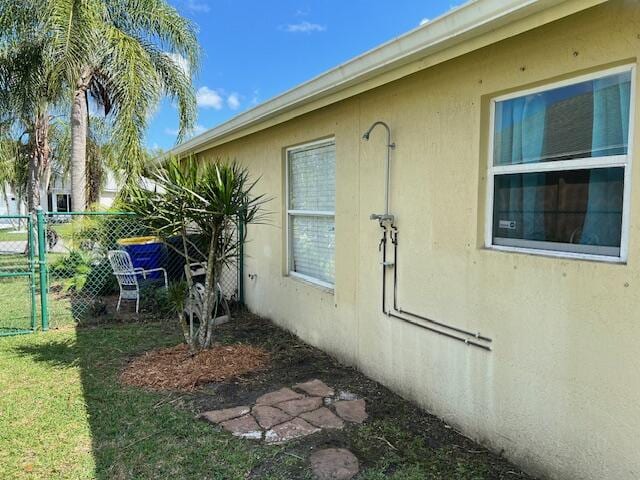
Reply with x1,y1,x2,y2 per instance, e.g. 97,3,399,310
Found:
362,120,395,220
362,121,392,145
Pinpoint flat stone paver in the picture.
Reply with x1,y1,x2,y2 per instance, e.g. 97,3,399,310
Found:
310,448,359,480
294,379,335,397
255,387,304,406
200,380,366,445
200,406,251,424
220,414,262,440
334,399,367,424
265,417,320,444
276,396,323,416
300,407,344,429
252,405,292,429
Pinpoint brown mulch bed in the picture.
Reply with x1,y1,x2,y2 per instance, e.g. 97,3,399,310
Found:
120,343,270,391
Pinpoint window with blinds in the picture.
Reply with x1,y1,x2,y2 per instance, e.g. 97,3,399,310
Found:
286,140,336,287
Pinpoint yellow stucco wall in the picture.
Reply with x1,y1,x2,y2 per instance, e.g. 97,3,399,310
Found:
196,2,640,478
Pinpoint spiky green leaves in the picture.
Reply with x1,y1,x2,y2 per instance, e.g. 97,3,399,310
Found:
125,157,269,266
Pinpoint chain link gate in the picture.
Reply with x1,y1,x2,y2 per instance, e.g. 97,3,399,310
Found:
0,214,37,336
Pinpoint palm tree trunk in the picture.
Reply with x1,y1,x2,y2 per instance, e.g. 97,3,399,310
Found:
26,150,40,212
86,150,103,205
70,73,90,212
41,160,52,210
27,110,50,212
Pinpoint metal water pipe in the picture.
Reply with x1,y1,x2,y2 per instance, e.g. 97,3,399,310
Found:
362,121,395,223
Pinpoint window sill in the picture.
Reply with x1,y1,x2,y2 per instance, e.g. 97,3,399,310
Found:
486,244,626,265
287,272,335,294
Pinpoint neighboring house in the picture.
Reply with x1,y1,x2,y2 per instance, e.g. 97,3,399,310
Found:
167,1,639,479
46,173,118,214
0,173,118,219
0,188,22,217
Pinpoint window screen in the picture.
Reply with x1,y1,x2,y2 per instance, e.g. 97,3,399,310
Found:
287,141,336,285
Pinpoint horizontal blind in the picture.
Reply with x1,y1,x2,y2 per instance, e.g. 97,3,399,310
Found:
288,141,336,285
289,143,336,211
291,216,335,284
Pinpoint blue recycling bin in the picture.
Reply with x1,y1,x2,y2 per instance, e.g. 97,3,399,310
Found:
117,236,167,280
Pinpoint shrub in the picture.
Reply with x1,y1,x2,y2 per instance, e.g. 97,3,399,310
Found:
125,157,268,351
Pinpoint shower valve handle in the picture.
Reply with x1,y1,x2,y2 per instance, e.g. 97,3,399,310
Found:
370,213,395,223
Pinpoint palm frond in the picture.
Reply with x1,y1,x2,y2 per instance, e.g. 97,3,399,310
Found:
107,0,201,69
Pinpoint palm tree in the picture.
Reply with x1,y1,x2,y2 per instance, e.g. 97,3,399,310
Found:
58,0,200,211
0,0,199,212
51,115,157,207
0,2,60,211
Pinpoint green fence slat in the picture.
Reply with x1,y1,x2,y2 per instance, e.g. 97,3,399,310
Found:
37,208,49,331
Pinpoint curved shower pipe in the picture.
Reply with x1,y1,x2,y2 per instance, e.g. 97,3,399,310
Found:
362,121,493,351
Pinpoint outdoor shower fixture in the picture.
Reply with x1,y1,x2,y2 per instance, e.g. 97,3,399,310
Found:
362,121,493,351
362,121,395,224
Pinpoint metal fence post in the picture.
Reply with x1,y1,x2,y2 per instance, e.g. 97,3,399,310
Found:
36,208,49,331
238,211,245,307
28,216,37,331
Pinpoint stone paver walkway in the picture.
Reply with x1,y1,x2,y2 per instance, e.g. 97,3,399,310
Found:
199,379,367,444
310,448,359,480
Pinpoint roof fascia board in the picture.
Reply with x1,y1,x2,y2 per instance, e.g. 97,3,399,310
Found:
169,0,606,157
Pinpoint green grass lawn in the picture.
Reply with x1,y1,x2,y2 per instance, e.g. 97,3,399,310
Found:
0,228,28,243
0,255,79,333
0,324,264,480
0,221,77,244
0,277,35,332
0,316,535,480
48,222,75,242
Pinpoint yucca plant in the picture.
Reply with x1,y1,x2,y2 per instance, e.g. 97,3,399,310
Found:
126,157,268,351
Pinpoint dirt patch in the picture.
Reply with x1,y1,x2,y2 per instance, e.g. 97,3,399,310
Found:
186,311,537,479
121,343,270,391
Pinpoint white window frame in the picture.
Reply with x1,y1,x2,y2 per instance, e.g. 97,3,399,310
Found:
285,138,336,289
485,64,636,263
55,193,71,213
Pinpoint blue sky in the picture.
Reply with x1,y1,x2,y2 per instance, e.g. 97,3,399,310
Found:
147,0,464,150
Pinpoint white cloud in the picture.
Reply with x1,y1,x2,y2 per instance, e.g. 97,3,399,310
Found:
196,86,224,110
281,21,326,33
419,18,430,26
227,92,241,110
184,0,210,13
193,124,207,135
194,87,246,111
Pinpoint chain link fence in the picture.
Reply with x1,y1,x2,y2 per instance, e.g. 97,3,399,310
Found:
43,212,242,329
0,211,244,333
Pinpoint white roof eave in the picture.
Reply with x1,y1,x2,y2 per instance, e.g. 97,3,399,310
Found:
165,0,606,157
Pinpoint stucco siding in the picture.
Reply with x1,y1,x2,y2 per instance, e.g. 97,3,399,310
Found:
196,2,640,479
